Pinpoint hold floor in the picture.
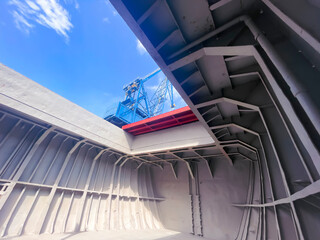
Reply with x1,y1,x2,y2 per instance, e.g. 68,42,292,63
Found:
2,230,210,240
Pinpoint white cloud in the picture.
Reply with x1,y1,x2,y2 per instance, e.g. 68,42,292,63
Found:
136,39,147,55
172,87,186,108
147,74,163,91
12,10,33,34
9,0,73,40
104,0,118,16
102,1,118,23
63,0,78,10
74,0,79,9
147,84,158,91
103,17,110,23
26,0,40,11
143,72,186,111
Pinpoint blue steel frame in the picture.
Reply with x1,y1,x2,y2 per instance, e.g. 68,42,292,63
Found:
106,69,175,126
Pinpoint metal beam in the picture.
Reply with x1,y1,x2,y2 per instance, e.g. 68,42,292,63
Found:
262,0,320,54
209,0,234,11
233,179,320,207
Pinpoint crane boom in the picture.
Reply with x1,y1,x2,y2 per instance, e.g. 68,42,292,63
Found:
105,69,175,127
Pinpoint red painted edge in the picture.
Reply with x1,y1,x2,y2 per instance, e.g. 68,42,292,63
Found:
122,106,198,135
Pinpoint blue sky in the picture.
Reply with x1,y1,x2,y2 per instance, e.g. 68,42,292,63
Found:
0,0,185,118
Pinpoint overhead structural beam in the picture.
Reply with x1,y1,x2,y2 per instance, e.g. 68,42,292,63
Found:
243,16,320,135
233,179,320,207
207,0,320,56
261,0,320,54
199,95,316,181
137,0,161,25
169,46,254,71
154,0,234,167
211,123,259,137
168,17,244,59
192,150,214,178
195,90,312,236
168,15,320,134
169,161,178,180
132,156,163,170
156,29,180,51
171,46,319,168
209,0,234,11
170,153,195,179
221,139,258,153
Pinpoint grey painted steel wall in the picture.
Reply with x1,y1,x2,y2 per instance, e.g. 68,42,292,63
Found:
0,0,319,239
0,104,253,239
0,62,214,155
0,107,162,237
0,104,239,239
152,157,252,239
110,0,320,239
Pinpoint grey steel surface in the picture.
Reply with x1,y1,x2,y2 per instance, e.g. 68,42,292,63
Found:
0,0,319,239
110,0,320,239
0,106,241,238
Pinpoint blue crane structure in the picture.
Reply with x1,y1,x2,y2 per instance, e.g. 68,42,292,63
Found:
105,69,175,127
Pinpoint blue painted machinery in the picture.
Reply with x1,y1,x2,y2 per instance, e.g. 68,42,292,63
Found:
105,69,175,127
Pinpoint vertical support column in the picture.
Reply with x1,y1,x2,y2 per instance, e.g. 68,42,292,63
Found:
0,125,35,177
35,139,85,234
137,166,148,230
106,156,126,230
49,191,65,234
189,162,203,236
0,187,26,236
0,126,54,212
27,133,57,182
17,188,41,235
75,148,108,231
41,138,69,184
145,166,162,229
244,16,320,135
116,158,129,230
